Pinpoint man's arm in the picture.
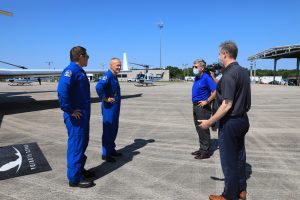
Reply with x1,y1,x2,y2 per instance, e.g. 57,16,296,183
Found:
198,99,232,129
198,91,216,107
95,76,115,103
57,70,75,115
210,71,218,84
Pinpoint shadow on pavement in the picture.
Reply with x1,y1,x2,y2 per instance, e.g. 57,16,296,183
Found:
0,93,143,127
210,163,252,181
89,139,155,180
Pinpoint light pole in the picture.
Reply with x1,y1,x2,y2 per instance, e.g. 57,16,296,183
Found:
45,61,53,70
100,63,105,71
182,63,188,79
157,21,164,69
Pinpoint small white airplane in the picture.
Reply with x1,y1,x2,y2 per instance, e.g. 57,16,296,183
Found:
0,54,131,84
7,78,34,86
129,62,164,86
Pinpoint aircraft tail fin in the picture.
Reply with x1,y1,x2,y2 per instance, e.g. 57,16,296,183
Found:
122,52,129,71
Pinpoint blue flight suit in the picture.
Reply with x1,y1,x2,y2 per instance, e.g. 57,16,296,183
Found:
57,62,91,184
96,70,121,157
96,70,121,159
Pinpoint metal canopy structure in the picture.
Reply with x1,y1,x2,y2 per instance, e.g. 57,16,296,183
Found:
248,45,300,85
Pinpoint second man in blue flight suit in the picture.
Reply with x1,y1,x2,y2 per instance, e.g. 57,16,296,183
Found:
96,57,122,163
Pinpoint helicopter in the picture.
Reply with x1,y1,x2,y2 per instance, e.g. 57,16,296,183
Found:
129,62,164,86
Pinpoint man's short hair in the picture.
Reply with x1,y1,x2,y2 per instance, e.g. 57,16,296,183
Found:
110,57,121,65
70,46,87,62
193,58,206,66
219,41,238,59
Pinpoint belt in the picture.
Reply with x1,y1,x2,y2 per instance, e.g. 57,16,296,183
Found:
193,101,205,105
193,101,210,106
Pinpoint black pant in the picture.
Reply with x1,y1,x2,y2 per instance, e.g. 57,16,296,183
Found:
193,104,212,153
219,115,249,200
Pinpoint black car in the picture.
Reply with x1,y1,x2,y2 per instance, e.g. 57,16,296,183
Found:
288,79,298,86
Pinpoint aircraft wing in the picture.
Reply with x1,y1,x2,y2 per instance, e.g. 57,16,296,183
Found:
0,69,63,78
0,69,130,78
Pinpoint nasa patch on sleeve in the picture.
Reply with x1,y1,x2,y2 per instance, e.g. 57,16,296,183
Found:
0,142,52,180
101,76,107,81
64,70,72,77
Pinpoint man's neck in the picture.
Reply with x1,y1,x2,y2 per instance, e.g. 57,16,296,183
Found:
224,59,236,68
109,69,117,76
75,61,84,68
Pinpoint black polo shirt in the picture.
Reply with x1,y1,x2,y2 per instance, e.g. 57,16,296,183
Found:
215,62,251,118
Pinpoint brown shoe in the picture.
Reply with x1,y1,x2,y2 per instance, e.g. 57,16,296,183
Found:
191,150,201,155
239,191,247,200
194,152,210,159
209,194,226,200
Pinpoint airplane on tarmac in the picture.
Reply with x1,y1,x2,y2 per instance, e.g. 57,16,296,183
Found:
0,54,130,85
129,62,164,86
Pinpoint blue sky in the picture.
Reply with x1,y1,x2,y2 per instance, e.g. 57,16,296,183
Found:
1,0,300,70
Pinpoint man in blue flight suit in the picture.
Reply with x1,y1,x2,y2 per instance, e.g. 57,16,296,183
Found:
191,58,216,160
199,41,251,200
57,46,95,188
96,57,122,163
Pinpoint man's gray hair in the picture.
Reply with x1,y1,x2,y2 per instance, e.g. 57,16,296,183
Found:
110,57,121,66
219,41,238,59
110,57,121,62
193,58,206,66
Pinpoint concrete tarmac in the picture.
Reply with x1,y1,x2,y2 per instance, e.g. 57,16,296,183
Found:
0,82,299,200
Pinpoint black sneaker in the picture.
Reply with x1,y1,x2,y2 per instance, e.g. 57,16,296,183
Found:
111,151,122,157
69,180,95,188
194,152,211,160
102,155,116,162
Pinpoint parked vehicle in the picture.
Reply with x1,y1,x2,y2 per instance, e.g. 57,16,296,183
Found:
288,79,297,86
127,77,136,82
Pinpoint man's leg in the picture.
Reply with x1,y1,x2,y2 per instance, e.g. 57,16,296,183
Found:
218,119,239,200
65,118,88,184
102,121,114,157
193,105,211,153
238,117,249,194
111,106,120,152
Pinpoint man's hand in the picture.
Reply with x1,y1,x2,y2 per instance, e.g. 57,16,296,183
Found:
198,100,208,107
104,97,115,103
198,119,212,129
71,109,82,119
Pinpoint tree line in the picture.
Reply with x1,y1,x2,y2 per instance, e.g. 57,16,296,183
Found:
161,66,299,79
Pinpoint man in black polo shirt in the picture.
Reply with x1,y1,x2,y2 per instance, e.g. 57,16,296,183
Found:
198,41,251,200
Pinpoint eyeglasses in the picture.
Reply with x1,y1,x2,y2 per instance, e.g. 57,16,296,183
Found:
193,65,204,69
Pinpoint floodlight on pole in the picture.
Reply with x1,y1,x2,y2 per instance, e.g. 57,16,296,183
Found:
157,21,164,69
45,61,53,70
100,63,106,70
182,63,188,77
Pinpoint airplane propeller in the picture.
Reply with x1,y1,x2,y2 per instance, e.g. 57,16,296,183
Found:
0,60,28,69
129,62,152,73
0,10,13,16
